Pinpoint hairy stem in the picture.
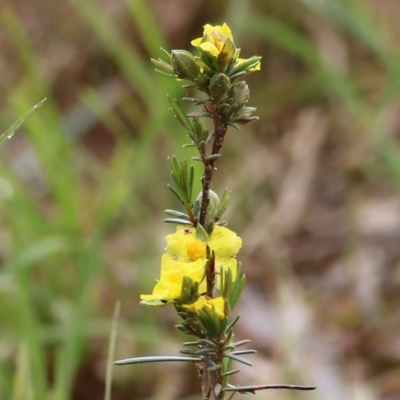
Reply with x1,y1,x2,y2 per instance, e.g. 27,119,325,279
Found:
199,111,228,228
199,339,225,400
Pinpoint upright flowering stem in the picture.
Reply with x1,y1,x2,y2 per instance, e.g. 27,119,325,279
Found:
116,22,315,400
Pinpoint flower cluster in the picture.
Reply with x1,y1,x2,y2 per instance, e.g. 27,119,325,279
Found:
141,225,242,320
152,23,262,126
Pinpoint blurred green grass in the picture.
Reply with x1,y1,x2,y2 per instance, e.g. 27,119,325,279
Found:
1,0,400,399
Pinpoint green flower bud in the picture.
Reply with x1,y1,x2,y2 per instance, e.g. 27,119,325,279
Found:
171,50,201,81
196,189,220,210
208,190,220,210
209,73,231,104
230,107,259,125
228,82,249,108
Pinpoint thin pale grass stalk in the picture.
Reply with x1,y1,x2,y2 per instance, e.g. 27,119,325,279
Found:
104,301,121,400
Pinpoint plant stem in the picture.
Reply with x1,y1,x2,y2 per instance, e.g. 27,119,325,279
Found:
198,106,228,400
199,339,225,400
199,111,228,228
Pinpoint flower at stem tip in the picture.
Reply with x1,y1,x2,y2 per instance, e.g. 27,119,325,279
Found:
191,23,261,74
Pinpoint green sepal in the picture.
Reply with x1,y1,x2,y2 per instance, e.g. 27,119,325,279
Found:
227,122,241,130
216,221,227,227
217,38,236,72
197,308,225,338
196,223,209,242
196,48,220,72
232,106,257,119
180,276,198,302
228,56,262,77
159,47,172,60
227,71,247,81
230,116,259,125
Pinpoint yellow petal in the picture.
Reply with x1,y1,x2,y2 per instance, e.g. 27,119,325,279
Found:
219,23,233,42
191,37,203,47
199,42,220,57
184,296,225,319
165,226,196,256
203,24,216,35
208,226,242,257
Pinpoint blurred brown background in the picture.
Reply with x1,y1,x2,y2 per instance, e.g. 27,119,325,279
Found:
1,1,400,399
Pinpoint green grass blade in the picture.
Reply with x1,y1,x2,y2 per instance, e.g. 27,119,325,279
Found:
0,98,46,148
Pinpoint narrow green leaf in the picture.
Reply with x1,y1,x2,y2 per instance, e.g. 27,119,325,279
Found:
167,95,193,132
189,165,194,201
114,356,201,365
0,98,46,148
167,184,184,204
225,353,252,367
226,315,241,333
163,218,192,225
164,209,190,219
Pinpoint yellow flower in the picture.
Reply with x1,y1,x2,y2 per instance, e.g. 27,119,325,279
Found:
163,225,241,285
184,296,226,320
191,23,234,57
140,260,205,306
141,225,241,306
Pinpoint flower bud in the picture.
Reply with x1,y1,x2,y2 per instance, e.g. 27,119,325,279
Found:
230,107,259,125
196,189,220,210
209,73,231,104
228,82,249,108
171,50,201,81
208,190,220,210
